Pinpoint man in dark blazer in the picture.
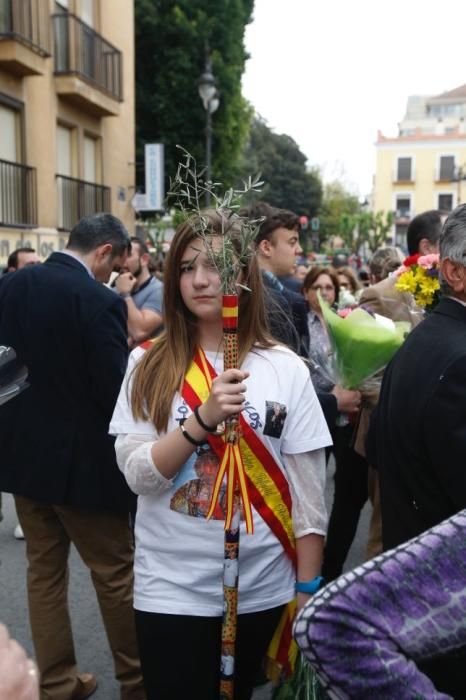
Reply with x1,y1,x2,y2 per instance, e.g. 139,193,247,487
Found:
240,201,360,431
368,204,466,698
0,215,145,700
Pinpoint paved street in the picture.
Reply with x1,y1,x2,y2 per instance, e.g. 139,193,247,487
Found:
0,458,370,699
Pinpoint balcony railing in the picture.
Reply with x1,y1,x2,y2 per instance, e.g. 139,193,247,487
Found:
57,175,111,231
52,12,122,101
0,159,37,227
0,0,50,56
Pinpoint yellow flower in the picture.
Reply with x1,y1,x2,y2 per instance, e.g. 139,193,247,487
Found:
395,265,440,309
395,270,417,294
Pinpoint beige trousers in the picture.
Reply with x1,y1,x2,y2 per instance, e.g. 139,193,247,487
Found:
15,496,145,700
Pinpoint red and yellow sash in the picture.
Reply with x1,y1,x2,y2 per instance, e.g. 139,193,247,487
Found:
139,341,298,680
182,347,296,567
183,347,298,680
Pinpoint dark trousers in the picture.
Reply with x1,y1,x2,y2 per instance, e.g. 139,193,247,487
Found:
134,606,283,700
322,424,369,582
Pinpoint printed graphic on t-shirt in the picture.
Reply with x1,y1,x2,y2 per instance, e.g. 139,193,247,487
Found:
263,401,287,438
170,445,227,519
170,395,264,520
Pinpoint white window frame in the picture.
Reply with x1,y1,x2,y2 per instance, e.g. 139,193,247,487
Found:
436,153,457,181
392,191,413,219
394,154,415,182
436,191,456,212
83,132,102,183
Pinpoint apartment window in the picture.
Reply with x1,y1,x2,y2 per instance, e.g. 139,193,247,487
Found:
0,100,36,227
0,2,12,34
395,224,408,249
395,195,411,218
57,124,76,229
56,124,73,176
56,126,108,230
54,5,69,72
0,104,19,163
396,157,412,181
439,155,455,181
81,0,95,26
438,193,454,212
84,135,100,183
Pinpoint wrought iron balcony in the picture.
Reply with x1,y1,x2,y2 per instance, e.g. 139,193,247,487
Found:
57,175,111,231
0,159,37,227
53,12,122,103
0,0,50,74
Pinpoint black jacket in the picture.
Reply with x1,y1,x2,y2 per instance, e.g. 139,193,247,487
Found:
0,252,134,512
369,297,466,550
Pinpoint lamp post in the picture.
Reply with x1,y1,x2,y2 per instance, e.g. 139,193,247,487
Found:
198,56,220,205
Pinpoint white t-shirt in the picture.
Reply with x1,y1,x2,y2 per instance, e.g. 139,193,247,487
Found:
110,345,331,616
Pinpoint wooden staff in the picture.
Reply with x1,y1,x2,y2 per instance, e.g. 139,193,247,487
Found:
219,293,241,700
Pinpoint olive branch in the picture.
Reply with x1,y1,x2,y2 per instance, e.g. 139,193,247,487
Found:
167,146,264,294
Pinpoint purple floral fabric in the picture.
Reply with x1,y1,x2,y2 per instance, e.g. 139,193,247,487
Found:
294,510,466,699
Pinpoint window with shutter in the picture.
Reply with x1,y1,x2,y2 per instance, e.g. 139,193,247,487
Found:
438,194,453,211
439,156,455,181
396,196,411,218
396,157,412,181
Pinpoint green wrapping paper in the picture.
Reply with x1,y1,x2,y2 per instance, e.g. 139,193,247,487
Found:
319,295,410,389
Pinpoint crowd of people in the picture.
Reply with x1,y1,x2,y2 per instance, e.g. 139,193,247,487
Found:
0,201,465,700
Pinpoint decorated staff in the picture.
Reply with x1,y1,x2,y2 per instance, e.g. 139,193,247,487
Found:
169,151,261,698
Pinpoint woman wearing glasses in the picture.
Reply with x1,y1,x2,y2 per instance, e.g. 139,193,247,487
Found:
302,265,368,583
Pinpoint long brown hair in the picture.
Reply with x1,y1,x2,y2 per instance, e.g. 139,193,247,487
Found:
131,209,274,431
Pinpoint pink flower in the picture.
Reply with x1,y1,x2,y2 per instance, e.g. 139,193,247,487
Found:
393,264,408,277
417,253,439,270
338,308,353,318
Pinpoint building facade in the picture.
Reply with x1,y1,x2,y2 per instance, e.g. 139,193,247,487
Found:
373,85,466,248
0,0,135,267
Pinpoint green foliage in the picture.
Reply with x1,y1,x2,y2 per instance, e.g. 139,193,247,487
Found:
319,181,394,253
167,148,263,293
319,180,360,244
272,655,324,700
368,210,395,252
238,116,323,217
343,210,394,254
135,0,254,190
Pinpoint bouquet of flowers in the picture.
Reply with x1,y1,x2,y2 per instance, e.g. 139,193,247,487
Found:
319,295,410,390
394,253,440,311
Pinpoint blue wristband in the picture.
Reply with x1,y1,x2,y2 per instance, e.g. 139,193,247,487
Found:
295,576,325,595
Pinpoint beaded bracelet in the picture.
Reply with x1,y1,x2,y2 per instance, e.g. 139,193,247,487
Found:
193,405,217,433
179,419,205,447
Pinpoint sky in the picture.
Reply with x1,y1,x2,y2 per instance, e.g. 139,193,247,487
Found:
242,0,466,197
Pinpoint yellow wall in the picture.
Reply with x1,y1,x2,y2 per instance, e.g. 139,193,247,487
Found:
374,140,466,217
101,0,136,232
0,0,135,267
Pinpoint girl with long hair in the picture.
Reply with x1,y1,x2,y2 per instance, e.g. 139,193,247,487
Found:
110,210,331,700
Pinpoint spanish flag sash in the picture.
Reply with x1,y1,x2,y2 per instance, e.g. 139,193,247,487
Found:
139,341,299,681
182,347,298,681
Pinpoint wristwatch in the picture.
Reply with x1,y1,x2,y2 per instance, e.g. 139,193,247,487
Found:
119,292,131,299
295,576,325,595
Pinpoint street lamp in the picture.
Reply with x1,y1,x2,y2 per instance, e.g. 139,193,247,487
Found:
198,56,220,205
